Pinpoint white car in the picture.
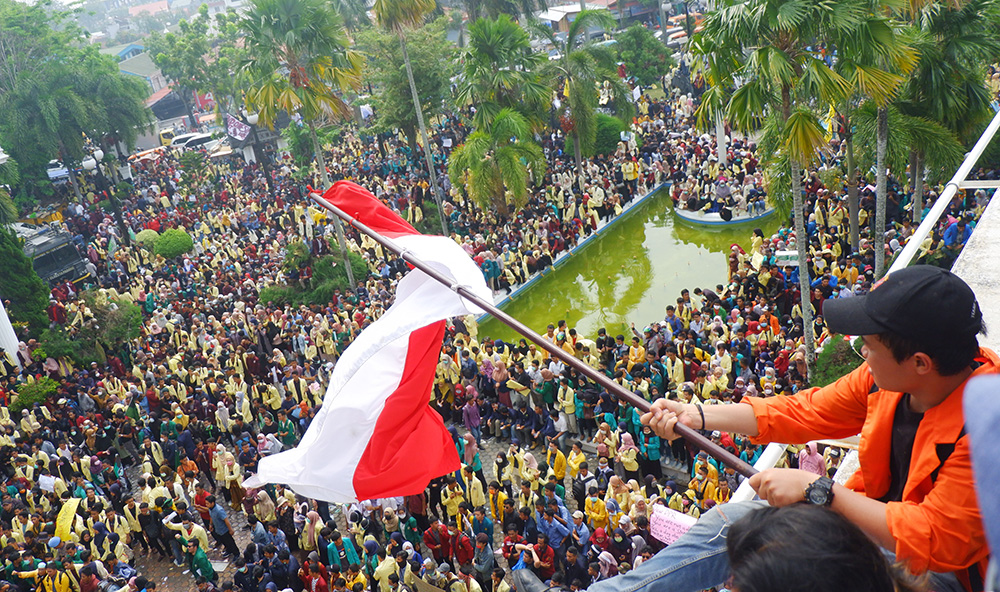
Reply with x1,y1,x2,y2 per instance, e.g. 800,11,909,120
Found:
168,132,202,149
181,134,215,151
47,160,69,184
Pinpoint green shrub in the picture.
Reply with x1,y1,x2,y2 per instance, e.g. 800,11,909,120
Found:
594,114,629,156
135,228,160,248
812,336,863,387
284,241,311,270
266,252,369,306
12,377,60,414
313,252,368,290
39,328,78,360
259,285,296,305
414,201,444,235
95,297,144,342
154,228,194,259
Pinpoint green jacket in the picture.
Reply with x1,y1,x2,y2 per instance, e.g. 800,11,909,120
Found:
181,536,216,581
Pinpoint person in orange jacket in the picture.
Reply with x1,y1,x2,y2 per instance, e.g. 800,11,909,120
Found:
595,266,992,592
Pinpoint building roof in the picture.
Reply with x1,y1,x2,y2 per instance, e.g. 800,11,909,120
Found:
99,43,145,60
145,85,173,106
536,3,606,22
119,53,160,80
128,0,169,16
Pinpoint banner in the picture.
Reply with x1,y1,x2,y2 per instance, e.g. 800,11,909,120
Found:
55,498,81,540
226,114,251,142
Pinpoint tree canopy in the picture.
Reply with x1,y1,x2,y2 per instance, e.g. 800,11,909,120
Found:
355,18,458,151
615,24,676,87
0,0,152,202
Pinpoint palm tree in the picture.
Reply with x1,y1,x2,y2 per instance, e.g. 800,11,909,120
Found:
834,10,917,277
455,15,551,130
530,9,631,193
0,60,101,201
239,0,363,288
691,34,741,167
897,0,1000,221
448,108,546,216
693,0,873,378
333,0,371,31
464,0,549,21
831,8,917,254
374,0,449,236
83,52,155,176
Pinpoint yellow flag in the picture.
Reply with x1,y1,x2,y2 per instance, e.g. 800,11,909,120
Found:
56,498,81,540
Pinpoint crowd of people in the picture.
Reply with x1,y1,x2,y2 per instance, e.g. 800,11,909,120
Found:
0,45,995,592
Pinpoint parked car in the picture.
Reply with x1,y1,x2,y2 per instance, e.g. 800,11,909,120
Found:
47,160,69,184
181,133,215,151
168,132,202,150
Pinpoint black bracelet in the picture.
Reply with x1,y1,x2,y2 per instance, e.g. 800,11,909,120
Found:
697,405,706,430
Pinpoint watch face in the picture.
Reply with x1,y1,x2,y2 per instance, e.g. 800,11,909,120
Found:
808,485,828,505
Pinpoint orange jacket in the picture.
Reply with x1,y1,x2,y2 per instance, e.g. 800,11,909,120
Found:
743,347,998,578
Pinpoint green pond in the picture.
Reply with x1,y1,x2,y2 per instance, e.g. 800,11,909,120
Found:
477,189,783,342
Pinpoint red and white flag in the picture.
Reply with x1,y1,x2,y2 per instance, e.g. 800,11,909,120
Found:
245,181,490,502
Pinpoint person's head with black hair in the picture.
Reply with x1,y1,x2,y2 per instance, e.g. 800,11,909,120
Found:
727,504,924,592
825,266,985,381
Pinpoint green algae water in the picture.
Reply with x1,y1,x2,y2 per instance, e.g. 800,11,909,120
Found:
478,189,782,342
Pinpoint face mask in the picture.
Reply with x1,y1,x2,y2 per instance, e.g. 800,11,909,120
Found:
696,473,705,481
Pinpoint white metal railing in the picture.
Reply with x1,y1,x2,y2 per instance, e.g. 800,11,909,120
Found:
889,108,1000,275
731,107,1000,503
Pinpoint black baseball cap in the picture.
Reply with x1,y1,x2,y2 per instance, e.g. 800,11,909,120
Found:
824,265,982,342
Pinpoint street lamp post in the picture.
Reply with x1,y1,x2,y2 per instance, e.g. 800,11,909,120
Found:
83,149,130,247
243,110,275,194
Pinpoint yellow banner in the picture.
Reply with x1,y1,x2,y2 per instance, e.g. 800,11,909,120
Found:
55,498,81,540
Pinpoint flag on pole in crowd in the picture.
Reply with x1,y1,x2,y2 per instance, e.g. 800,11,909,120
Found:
244,181,491,502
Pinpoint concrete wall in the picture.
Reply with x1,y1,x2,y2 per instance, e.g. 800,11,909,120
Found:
951,189,1000,352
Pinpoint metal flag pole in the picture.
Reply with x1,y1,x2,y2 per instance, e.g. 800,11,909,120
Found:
309,191,758,478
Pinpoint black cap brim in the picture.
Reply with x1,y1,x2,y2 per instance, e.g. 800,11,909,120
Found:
822,296,888,336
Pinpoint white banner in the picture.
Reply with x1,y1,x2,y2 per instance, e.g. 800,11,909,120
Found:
226,114,251,142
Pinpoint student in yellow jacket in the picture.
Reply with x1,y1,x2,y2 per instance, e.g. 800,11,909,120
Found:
545,441,567,483
15,563,76,592
567,442,586,479
487,482,508,525
584,489,609,531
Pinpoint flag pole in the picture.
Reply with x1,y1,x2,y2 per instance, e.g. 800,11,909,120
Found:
309,191,758,479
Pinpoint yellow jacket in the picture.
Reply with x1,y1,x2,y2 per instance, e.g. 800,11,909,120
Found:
546,448,567,481
441,485,466,517
584,497,608,530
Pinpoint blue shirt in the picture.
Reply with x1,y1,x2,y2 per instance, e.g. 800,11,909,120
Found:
266,528,289,552
538,516,571,547
943,222,972,246
571,521,590,549
209,503,230,535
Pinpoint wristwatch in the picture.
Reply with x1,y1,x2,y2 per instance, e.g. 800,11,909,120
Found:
804,476,835,506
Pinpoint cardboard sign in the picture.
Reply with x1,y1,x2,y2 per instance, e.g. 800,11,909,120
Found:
39,475,56,492
775,250,799,267
649,505,698,545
